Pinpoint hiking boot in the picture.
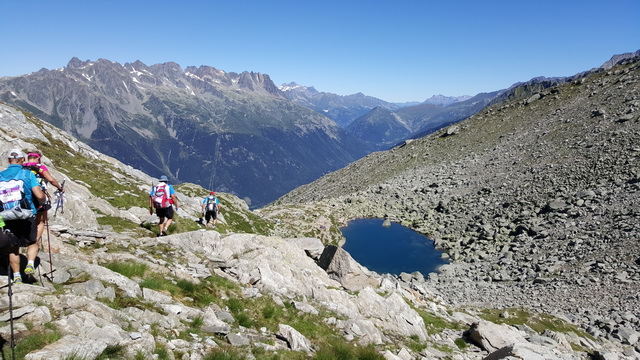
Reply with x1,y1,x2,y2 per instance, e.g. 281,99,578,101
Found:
161,231,168,236
12,276,22,285
25,264,35,275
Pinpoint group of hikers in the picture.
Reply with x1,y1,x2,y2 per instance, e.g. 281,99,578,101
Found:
0,149,64,284
148,175,222,235
0,148,221,285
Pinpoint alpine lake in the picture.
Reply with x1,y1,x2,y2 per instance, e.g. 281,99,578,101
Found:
340,218,449,276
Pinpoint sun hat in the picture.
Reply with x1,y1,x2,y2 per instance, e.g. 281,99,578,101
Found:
210,191,215,195
160,175,169,182
7,149,25,159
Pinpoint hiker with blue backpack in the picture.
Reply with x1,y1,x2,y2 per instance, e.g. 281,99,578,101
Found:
149,175,179,236
201,191,221,228
0,149,46,284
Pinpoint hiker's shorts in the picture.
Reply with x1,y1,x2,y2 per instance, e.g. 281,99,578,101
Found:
204,210,217,222
156,206,174,220
0,218,37,248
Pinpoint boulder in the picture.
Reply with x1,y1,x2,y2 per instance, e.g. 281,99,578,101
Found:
467,320,527,352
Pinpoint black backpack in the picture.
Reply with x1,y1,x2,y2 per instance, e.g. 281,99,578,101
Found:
205,195,218,214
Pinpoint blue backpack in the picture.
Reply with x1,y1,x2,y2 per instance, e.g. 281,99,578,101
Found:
0,170,34,221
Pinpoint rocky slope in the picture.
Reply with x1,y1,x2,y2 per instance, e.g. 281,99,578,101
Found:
0,102,635,359
267,57,640,352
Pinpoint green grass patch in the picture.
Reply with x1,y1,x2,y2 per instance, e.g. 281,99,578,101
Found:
96,344,126,359
100,293,154,311
140,274,236,308
478,308,594,339
204,348,247,360
414,308,464,334
154,344,171,360
13,328,63,359
104,261,148,278
454,337,468,349
313,341,384,360
28,137,147,210
96,212,153,236
223,296,343,344
406,334,427,353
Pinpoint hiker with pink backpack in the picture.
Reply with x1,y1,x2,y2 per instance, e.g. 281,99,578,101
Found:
149,175,179,236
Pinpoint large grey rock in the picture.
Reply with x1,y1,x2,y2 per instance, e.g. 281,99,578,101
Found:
291,237,325,259
24,335,108,360
278,324,313,352
323,246,379,291
467,321,527,352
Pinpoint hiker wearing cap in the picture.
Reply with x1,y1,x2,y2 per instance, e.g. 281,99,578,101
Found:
0,149,46,284
201,191,221,228
149,175,179,236
23,151,65,273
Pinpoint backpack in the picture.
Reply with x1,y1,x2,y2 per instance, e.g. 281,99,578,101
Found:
152,183,172,209
23,163,48,190
0,170,35,221
205,195,218,213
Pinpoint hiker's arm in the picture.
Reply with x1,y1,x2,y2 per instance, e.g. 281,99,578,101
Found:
31,185,46,205
148,196,154,214
41,170,64,192
171,194,179,209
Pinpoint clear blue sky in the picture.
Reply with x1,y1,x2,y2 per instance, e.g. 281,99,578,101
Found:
1,0,638,103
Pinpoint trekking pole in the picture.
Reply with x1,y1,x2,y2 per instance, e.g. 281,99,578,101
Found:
44,209,54,282
7,258,16,360
53,180,65,218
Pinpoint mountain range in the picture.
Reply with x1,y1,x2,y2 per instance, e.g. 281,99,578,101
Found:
0,58,372,207
2,50,638,206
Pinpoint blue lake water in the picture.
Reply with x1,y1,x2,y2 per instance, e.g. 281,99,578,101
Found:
341,218,448,276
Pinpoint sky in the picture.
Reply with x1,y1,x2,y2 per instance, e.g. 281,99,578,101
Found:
1,1,638,103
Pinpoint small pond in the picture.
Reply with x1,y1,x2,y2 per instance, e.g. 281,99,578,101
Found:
340,218,448,276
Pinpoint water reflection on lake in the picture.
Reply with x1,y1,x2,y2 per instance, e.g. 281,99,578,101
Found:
341,218,448,276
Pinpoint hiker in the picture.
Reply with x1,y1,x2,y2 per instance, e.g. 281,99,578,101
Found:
23,151,64,274
149,175,178,236
201,191,221,227
0,149,46,284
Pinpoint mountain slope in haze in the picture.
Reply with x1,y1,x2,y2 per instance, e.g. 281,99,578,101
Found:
0,58,372,207
348,91,501,148
279,82,400,128
268,56,640,340
422,94,472,105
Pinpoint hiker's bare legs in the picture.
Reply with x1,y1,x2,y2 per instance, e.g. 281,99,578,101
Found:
28,211,45,262
26,242,38,262
35,212,45,245
9,247,20,274
158,217,166,234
